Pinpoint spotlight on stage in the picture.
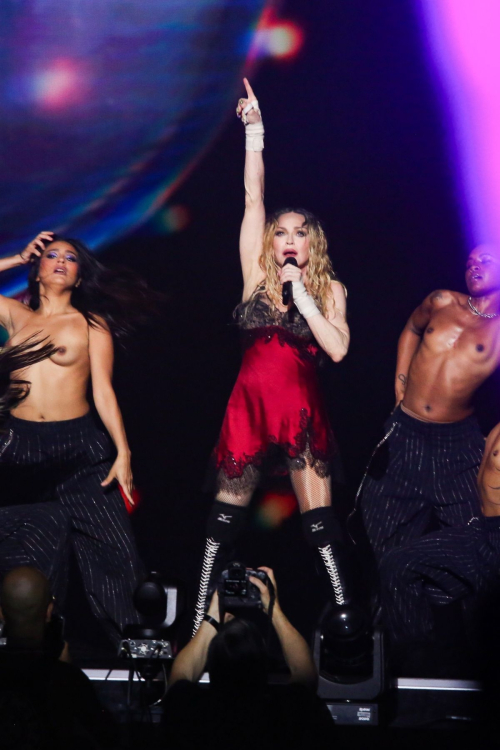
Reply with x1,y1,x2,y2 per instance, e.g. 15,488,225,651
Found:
320,604,372,675
120,572,184,661
312,604,385,725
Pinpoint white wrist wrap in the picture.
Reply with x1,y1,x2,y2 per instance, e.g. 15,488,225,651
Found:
292,280,320,319
245,120,264,152
242,99,261,124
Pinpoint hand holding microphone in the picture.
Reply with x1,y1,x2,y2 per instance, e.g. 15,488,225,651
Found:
282,257,299,305
280,259,321,319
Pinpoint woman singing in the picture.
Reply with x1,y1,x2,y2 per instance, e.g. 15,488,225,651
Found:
193,80,350,633
0,232,152,641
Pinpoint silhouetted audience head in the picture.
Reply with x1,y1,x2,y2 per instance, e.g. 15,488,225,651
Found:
206,618,268,692
0,567,119,748
0,566,52,646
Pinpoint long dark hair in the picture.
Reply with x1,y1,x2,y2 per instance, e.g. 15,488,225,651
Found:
27,236,160,340
0,336,58,426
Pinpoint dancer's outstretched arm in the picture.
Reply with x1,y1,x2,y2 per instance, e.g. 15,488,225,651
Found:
238,78,266,302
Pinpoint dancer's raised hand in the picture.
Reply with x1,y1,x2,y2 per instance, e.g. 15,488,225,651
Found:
236,78,262,124
19,232,53,263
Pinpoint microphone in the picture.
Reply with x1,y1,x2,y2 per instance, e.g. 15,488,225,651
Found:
282,257,298,305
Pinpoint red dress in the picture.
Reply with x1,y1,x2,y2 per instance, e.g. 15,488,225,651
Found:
214,292,336,486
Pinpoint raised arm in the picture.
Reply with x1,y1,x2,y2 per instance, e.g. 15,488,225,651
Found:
394,290,451,405
88,320,134,505
250,568,318,691
238,79,266,302
0,232,53,331
168,591,221,686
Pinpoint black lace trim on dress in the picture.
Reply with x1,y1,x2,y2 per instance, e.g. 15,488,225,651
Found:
235,293,313,338
215,408,333,491
235,293,320,362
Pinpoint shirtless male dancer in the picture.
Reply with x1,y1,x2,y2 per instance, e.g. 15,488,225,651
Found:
379,420,500,648
360,245,500,562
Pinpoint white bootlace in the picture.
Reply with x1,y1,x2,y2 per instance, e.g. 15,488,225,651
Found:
318,544,345,606
192,537,220,636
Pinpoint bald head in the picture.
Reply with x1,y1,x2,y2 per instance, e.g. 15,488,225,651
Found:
1,567,52,637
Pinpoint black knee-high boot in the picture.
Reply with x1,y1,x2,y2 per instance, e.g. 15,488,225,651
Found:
192,501,247,635
301,507,353,607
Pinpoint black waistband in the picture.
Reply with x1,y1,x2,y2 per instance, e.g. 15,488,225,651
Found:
7,412,95,436
393,405,482,438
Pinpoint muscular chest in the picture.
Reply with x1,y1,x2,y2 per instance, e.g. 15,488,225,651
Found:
10,314,88,368
422,307,500,363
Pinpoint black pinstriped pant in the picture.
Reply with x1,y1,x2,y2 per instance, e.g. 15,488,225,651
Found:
379,515,500,644
0,502,71,605
0,414,143,638
360,406,484,563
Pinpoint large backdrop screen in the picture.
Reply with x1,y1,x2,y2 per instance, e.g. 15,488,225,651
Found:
0,0,269,294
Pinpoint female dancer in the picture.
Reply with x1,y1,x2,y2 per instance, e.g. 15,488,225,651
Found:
0,232,152,641
193,80,350,633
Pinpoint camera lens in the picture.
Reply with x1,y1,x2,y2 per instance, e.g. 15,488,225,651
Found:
228,562,245,580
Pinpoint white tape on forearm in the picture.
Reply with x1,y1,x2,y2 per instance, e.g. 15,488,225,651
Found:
245,121,265,152
292,280,320,319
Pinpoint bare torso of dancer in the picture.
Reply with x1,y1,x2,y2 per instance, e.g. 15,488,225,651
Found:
478,422,500,517
0,233,137,501
8,305,91,421
397,291,500,423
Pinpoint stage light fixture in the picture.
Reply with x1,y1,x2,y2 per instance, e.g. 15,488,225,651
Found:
312,604,385,725
120,572,184,660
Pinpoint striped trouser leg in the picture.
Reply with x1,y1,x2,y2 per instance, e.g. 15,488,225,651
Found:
379,528,479,644
0,502,71,606
360,410,485,566
59,478,143,639
360,418,431,564
432,424,484,530
54,422,144,640
0,414,144,643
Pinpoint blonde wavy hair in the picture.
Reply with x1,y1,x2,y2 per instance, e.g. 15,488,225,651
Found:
258,208,343,315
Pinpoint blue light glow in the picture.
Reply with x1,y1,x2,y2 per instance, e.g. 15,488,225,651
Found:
0,0,270,293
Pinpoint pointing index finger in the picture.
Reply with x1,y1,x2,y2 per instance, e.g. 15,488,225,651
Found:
243,77,256,101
